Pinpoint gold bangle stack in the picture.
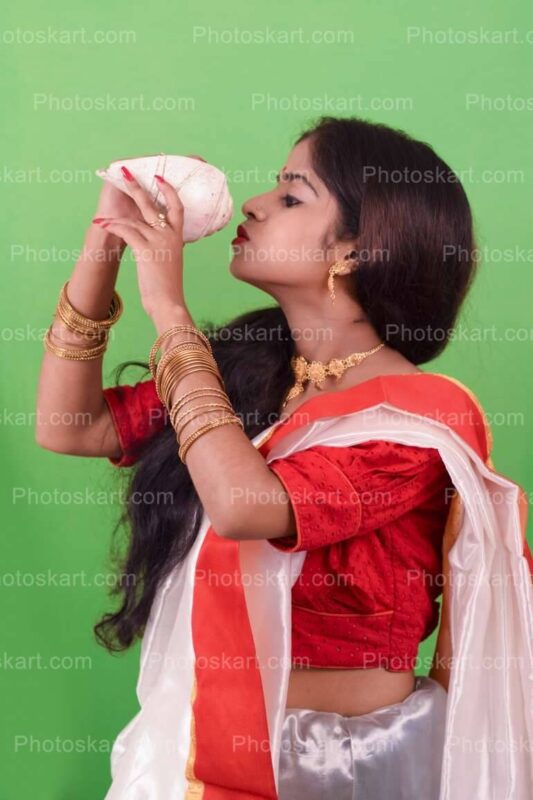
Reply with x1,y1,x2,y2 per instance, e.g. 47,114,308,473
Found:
44,327,108,360
44,280,123,361
148,325,213,378
156,344,225,406
151,324,243,464
56,281,123,334
178,414,242,463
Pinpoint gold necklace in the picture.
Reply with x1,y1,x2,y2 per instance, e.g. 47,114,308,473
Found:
281,342,385,408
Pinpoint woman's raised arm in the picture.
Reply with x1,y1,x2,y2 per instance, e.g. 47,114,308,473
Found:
35,181,133,459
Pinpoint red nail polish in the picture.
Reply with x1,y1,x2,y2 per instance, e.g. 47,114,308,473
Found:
121,165,134,182
154,174,165,183
92,217,105,222
101,222,110,228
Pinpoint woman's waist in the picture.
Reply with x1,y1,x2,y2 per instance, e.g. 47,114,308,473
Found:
286,665,416,716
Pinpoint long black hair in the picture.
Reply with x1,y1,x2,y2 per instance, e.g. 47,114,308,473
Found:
94,115,478,651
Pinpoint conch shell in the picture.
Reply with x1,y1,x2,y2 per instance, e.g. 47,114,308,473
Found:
95,153,233,243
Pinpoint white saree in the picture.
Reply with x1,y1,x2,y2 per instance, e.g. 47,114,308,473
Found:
104,381,533,800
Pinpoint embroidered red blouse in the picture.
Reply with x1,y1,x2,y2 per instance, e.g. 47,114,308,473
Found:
102,378,454,671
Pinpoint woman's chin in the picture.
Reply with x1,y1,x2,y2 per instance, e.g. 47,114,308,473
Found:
229,259,268,291
229,253,254,278
229,258,248,282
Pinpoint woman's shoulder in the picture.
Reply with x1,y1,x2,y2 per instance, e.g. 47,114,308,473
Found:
381,370,484,408
378,371,493,461
395,370,490,425
263,370,492,465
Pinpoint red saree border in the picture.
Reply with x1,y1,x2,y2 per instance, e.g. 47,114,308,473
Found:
188,529,278,799
258,372,491,463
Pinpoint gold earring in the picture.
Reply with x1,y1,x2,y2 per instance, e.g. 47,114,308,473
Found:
328,261,351,303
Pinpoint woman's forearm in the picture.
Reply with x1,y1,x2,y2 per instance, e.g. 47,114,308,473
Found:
149,304,294,540
35,225,126,451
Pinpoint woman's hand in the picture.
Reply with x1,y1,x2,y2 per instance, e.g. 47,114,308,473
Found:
94,174,140,219
92,166,186,317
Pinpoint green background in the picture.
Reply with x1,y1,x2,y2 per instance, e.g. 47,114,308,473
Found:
2,1,532,797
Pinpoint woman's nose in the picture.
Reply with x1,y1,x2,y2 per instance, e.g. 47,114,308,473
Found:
241,196,266,221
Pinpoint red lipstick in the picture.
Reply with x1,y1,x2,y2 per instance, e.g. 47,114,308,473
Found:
231,224,250,246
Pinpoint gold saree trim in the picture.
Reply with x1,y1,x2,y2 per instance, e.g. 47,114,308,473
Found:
184,677,204,799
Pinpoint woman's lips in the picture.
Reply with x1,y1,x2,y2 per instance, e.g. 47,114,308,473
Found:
231,225,250,247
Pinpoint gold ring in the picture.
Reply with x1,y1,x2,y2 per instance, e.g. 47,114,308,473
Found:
148,212,168,229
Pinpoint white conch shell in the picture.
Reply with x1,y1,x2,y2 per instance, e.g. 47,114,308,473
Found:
95,153,234,243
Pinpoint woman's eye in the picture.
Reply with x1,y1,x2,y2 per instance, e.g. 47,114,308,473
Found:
281,194,301,207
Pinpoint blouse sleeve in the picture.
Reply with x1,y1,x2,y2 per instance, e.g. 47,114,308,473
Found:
102,378,167,467
266,440,450,552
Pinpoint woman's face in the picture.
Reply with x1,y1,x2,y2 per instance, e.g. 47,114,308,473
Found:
229,138,352,301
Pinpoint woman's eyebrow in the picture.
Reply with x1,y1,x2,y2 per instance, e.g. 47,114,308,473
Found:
275,170,319,197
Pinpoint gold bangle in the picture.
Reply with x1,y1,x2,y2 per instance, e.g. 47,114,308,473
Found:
173,402,235,440
154,339,219,404
172,403,229,439
168,387,230,425
151,335,213,382
170,391,232,430
169,386,230,414
44,327,108,360
49,318,108,348
160,364,223,408
156,348,211,401
156,353,215,402
58,281,122,330
178,416,243,464
149,325,213,378
57,281,123,335
171,398,232,428
155,342,207,381
161,365,225,407
43,326,108,360
157,350,218,384
156,352,223,406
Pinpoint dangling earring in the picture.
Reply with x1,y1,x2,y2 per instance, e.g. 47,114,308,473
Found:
328,260,351,303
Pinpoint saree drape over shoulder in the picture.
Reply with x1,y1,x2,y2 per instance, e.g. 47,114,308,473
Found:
104,373,533,800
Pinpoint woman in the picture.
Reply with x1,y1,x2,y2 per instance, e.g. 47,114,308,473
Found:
35,117,533,799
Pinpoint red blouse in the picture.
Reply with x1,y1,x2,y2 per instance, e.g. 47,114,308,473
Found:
266,443,452,671
103,379,168,467
102,379,454,672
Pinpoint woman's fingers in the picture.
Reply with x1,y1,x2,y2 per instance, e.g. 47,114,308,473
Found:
153,153,207,231
153,175,184,233
93,216,150,236
93,217,148,250
119,165,163,226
